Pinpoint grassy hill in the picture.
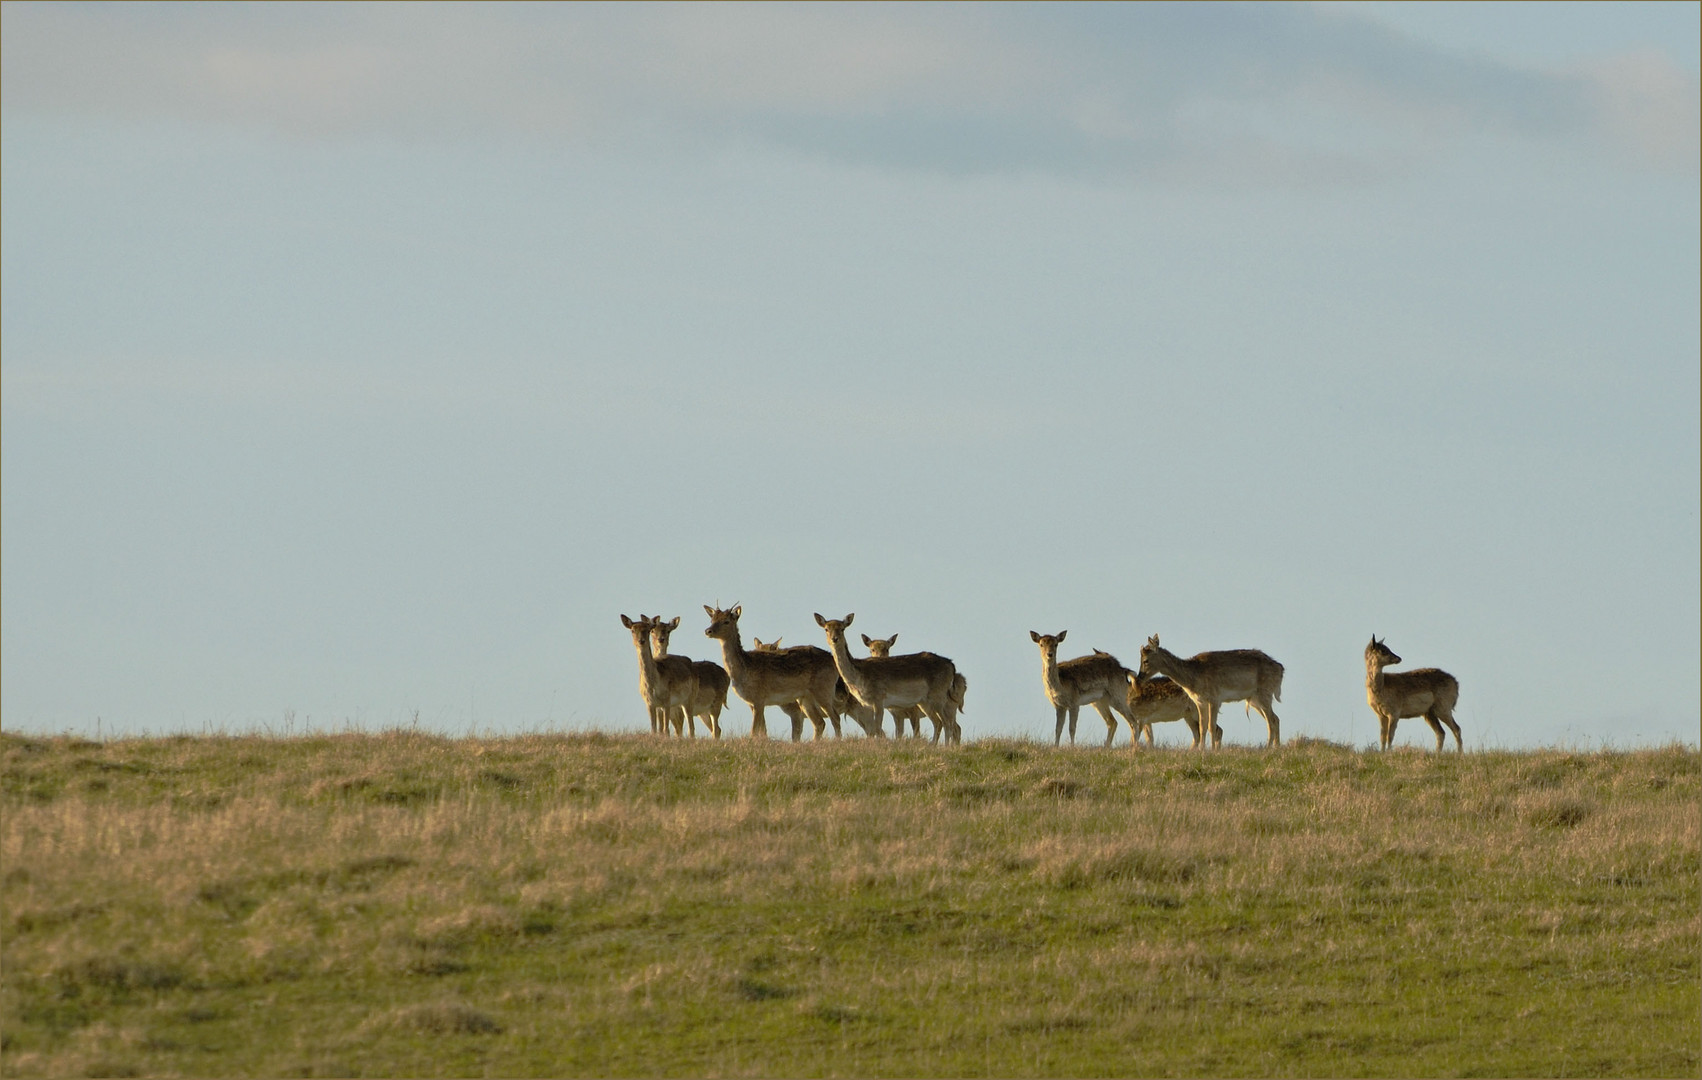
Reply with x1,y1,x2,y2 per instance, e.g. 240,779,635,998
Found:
2,731,1696,1077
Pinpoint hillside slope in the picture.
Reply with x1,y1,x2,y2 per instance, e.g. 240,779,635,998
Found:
2,732,1697,1076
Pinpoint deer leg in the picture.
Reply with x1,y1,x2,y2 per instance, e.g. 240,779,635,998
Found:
750,703,768,740
777,701,803,742
1435,708,1463,752
1200,702,1220,750
1253,696,1280,746
1091,699,1118,747
1054,705,1068,746
1068,705,1081,744
1422,711,1447,752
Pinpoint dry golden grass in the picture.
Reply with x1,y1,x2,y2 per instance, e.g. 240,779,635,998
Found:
1,731,1696,1076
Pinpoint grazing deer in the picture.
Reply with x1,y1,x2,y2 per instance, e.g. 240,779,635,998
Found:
649,616,729,739
816,614,961,744
1365,636,1462,752
859,632,967,741
1126,670,1218,748
703,605,840,740
1138,635,1283,748
621,614,698,735
1029,632,1139,746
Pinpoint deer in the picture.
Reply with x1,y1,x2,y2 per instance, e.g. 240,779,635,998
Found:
1029,631,1139,746
816,614,961,744
1137,635,1283,748
753,636,860,738
620,614,698,736
859,632,967,741
1365,636,1462,752
1126,670,1218,748
649,616,729,739
703,605,841,740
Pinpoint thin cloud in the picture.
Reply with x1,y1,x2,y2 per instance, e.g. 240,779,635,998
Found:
2,2,1693,178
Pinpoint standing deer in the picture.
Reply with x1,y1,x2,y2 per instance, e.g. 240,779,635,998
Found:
754,636,858,738
1137,635,1283,748
860,632,967,742
649,616,729,739
703,605,840,740
1029,631,1139,746
1126,670,1218,748
621,614,698,736
1365,636,1462,752
816,614,961,744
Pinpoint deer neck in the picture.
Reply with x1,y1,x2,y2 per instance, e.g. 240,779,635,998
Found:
1147,646,1191,687
1365,657,1388,695
1041,648,1068,701
633,634,662,699
713,628,751,686
827,630,875,702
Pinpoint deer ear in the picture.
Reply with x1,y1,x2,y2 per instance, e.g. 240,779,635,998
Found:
704,605,715,617
888,634,898,647
1030,630,1041,642
1057,629,1067,642
1148,634,1160,646
844,613,854,627
730,605,741,618
667,617,680,630
621,614,634,628
815,613,827,627
860,634,872,647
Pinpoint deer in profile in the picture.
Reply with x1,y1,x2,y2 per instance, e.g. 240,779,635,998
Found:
1029,632,1138,746
649,616,729,739
703,605,840,740
1365,636,1461,752
621,614,698,735
1138,635,1283,748
1126,670,1219,748
816,614,961,744
753,636,858,738
860,632,967,741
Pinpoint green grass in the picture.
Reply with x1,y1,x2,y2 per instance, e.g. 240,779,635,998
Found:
2,731,1697,1077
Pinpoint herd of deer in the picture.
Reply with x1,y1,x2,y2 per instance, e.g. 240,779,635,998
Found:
621,606,1464,752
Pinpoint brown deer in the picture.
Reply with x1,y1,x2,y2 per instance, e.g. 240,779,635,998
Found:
703,605,840,739
754,636,855,738
859,632,967,741
816,614,961,744
1029,631,1138,746
1126,670,1218,748
649,616,729,739
1137,635,1283,748
620,614,698,735
1365,636,1462,752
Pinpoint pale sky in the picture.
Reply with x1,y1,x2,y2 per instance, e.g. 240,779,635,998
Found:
3,2,1697,748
